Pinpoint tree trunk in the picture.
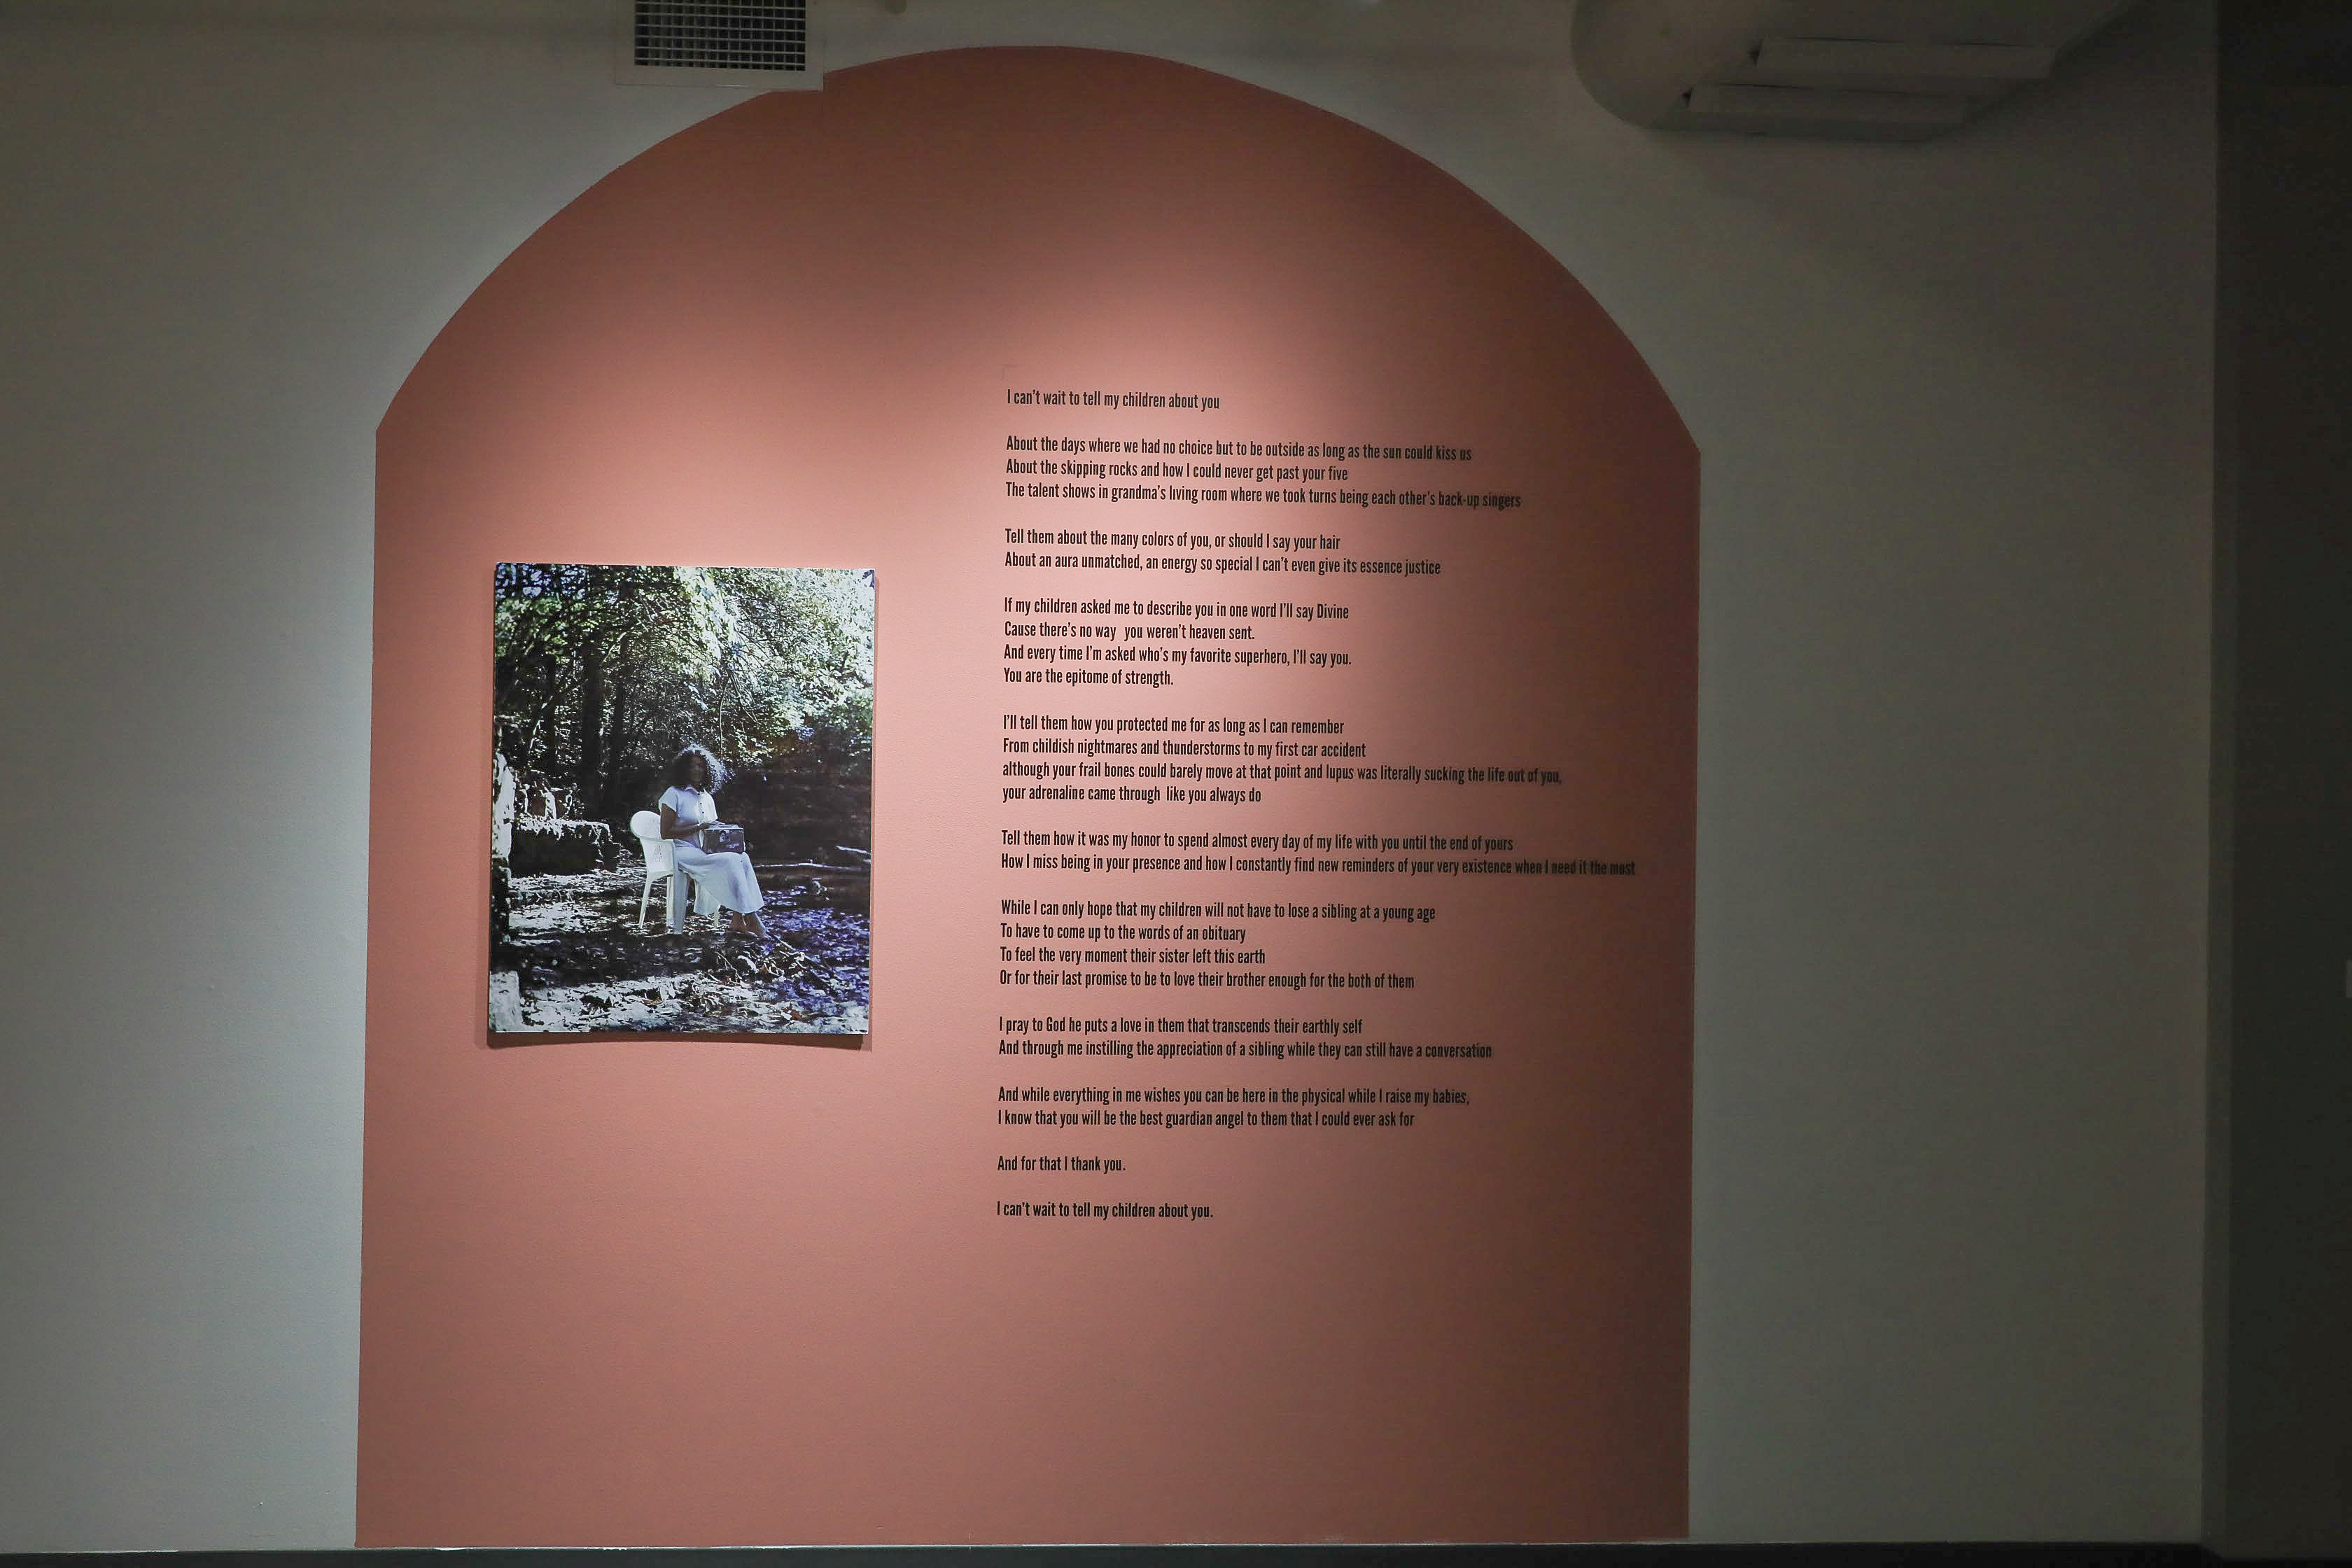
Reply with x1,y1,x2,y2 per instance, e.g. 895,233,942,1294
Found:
600,680,629,819
576,647,605,806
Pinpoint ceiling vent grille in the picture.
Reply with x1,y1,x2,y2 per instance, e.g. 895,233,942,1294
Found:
616,0,820,88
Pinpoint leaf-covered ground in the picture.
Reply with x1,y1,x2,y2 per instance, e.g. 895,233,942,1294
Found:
498,867,868,1035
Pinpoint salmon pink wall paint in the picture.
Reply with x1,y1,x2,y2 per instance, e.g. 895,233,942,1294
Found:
361,49,1695,1545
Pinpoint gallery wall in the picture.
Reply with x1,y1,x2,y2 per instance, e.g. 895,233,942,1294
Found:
361,55,1700,1546
0,0,2213,1550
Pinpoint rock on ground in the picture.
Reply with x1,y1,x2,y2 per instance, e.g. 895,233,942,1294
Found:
493,867,869,1036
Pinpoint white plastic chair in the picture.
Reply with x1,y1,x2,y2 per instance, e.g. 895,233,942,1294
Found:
630,811,683,930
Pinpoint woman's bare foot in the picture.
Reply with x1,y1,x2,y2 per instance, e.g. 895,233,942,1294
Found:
729,911,769,941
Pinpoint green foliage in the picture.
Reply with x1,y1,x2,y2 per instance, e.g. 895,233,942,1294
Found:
493,563,874,832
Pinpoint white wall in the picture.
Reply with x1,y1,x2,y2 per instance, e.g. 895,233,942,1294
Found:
0,0,2213,1548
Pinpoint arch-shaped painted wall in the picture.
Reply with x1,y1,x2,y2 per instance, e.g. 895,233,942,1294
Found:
363,48,1695,1545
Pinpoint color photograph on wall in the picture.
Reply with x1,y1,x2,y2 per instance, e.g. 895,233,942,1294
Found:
487,562,874,1037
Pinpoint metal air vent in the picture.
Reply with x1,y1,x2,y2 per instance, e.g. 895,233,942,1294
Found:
615,0,821,89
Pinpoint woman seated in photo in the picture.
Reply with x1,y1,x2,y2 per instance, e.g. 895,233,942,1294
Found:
657,743,768,939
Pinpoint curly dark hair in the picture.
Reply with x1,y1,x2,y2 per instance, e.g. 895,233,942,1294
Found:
666,743,732,792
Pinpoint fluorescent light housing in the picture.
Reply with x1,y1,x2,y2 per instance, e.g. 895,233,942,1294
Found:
1754,37,2058,83
1685,83,1971,128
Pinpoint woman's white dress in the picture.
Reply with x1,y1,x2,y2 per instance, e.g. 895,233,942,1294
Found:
658,785,764,922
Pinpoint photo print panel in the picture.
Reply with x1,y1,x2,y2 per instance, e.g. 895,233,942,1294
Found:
488,563,874,1037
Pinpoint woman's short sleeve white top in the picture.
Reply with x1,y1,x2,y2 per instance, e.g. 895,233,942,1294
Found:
659,785,713,827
